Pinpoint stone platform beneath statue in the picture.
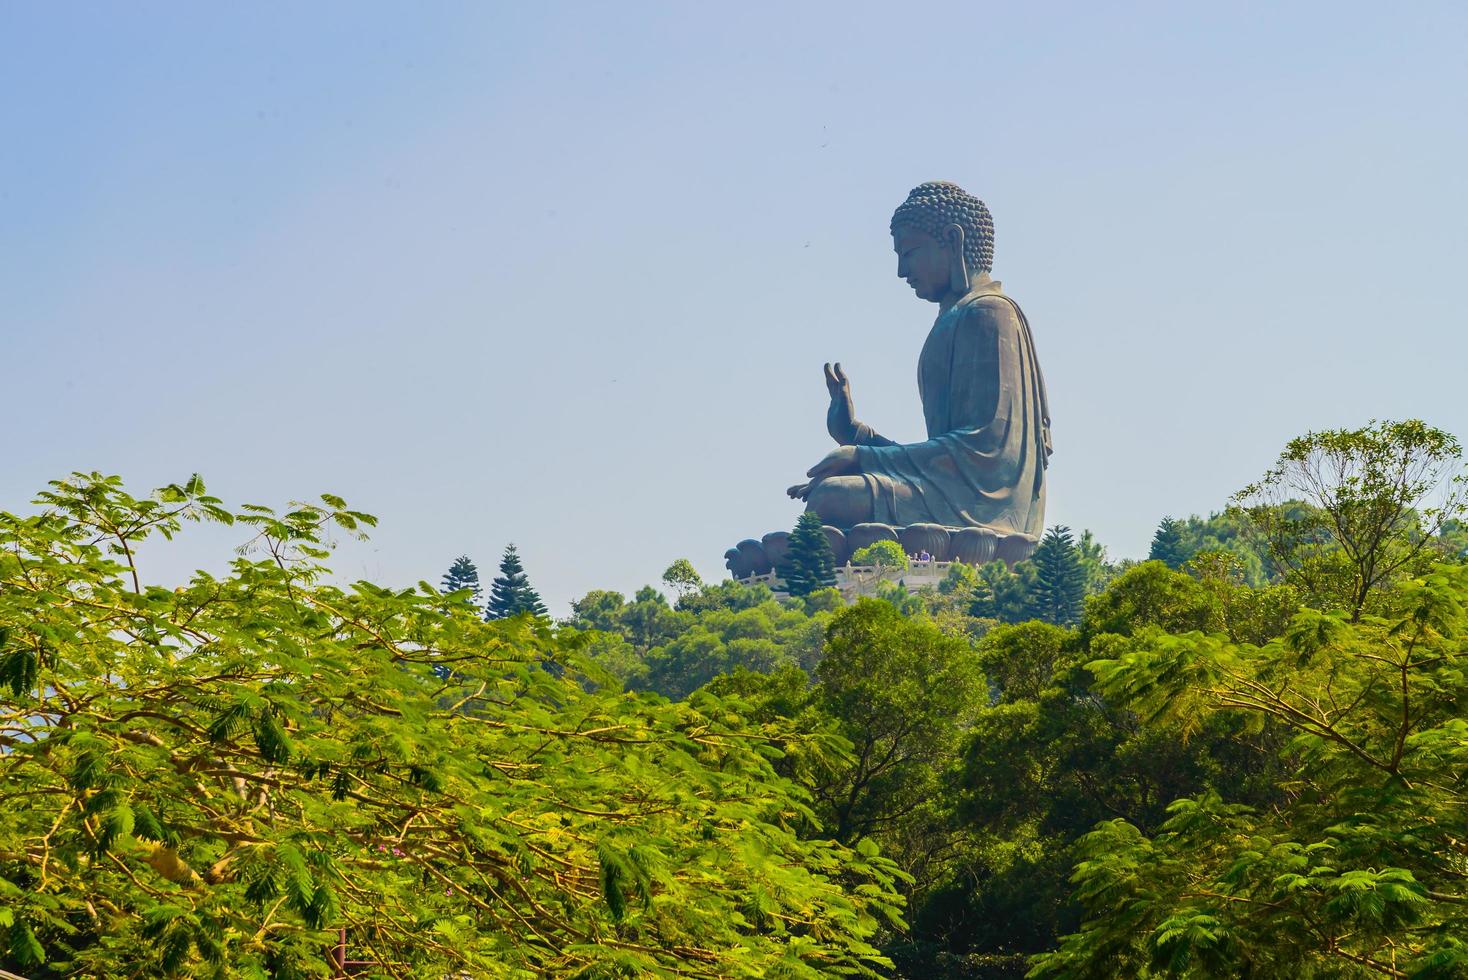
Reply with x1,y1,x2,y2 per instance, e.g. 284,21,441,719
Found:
724,521,1037,580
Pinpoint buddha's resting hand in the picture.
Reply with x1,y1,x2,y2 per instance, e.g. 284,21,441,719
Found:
788,447,859,502
807,445,859,481
825,362,858,444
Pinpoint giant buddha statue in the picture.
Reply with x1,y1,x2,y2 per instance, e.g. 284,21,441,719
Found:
726,181,1052,578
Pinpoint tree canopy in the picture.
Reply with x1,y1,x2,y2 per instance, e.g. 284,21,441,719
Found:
851,540,908,569
11,419,1468,978
1235,418,1466,620
1036,563,1468,977
0,474,902,978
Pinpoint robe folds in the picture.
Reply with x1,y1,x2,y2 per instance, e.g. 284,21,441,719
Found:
851,276,1051,538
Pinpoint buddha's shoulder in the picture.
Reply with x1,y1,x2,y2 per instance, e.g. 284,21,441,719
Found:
954,291,1024,326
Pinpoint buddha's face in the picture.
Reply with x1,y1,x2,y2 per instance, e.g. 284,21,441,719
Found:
892,224,954,303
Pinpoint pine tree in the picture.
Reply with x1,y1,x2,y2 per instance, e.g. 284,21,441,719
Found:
968,576,998,619
1148,516,1189,569
486,544,549,620
781,512,838,598
440,555,484,607
1027,525,1086,626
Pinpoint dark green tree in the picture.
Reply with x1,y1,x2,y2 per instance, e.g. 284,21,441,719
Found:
1027,525,1086,626
440,555,484,608
622,585,684,652
813,599,984,845
486,543,548,620
781,512,838,598
1147,516,1188,568
1036,563,1468,978
968,559,1036,623
967,575,998,619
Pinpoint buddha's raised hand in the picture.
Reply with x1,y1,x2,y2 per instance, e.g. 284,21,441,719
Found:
825,362,858,444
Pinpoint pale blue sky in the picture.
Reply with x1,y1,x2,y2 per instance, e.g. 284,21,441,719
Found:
4,2,1466,613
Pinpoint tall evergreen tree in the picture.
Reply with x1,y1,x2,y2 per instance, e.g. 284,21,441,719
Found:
1027,525,1086,626
440,555,484,607
1148,516,1189,569
781,512,838,598
486,544,548,620
968,576,998,619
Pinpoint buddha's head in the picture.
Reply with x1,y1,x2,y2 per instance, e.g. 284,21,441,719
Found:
890,181,994,304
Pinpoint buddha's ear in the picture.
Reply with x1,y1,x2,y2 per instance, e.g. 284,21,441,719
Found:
945,223,969,294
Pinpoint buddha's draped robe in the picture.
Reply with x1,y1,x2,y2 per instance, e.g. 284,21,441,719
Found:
849,276,1051,538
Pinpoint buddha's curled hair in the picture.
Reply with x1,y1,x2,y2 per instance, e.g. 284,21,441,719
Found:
890,181,994,275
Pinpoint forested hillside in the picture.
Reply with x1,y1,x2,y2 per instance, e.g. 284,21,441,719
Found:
4,420,1466,978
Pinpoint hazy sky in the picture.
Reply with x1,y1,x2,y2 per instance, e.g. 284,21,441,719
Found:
4,2,1466,613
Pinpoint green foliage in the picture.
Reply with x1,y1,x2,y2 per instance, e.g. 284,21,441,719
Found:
439,554,484,608
18,424,1452,978
714,603,985,958
1235,418,1466,620
1438,517,1468,561
485,542,549,620
1148,517,1188,569
1081,559,1224,640
643,601,828,700
1036,562,1468,977
798,586,846,614
660,557,703,600
567,588,632,633
914,562,990,631
1027,526,1086,626
969,560,1037,624
1074,529,1117,595
851,540,908,570
938,561,980,597
1184,550,1302,646
567,582,830,700
674,578,778,615
874,579,926,618
812,601,984,846
782,512,838,598
898,559,1299,976
1083,553,1300,654
0,474,904,978
1162,509,1272,586
958,530,1112,632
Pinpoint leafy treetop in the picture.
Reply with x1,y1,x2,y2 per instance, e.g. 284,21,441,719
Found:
0,473,904,978
851,540,908,570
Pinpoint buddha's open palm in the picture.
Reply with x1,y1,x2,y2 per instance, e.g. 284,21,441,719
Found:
825,362,858,444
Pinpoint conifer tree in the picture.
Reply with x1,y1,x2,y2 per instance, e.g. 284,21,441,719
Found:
1148,516,1189,569
781,512,838,598
968,576,998,619
440,555,484,607
486,544,548,620
1027,525,1086,626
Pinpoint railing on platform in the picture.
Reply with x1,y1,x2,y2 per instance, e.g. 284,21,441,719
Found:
737,557,956,592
